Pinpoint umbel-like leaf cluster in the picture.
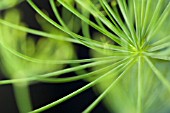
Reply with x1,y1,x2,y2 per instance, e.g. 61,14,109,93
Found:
0,0,170,113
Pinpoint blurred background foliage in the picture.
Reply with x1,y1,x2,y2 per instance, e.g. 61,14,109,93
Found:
0,0,24,10
0,0,109,113
0,9,75,80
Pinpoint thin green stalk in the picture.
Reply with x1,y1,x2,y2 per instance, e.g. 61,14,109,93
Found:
0,18,130,53
137,56,142,113
75,0,126,39
100,0,135,48
58,0,122,46
145,2,170,45
36,57,130,83
144,56,170,92
27,0,110,51
99,0,122,30
133,0,140,39
117,0,138,49
144,0,164,37
79,5,91,38
49,0,130,53
1,37,126,64
0,20,117,57
35,58,120,78
28,0,124,49
49,0,67,28
141,0,152,36
148,42,170,52
65,0,127,46
29,57,132,113
0,19,79,43
145,52,170,61
149,35,170,46
82,58,135,113
140,0,146,31
94,16,105,29
0,57,121,85
13,82,32,113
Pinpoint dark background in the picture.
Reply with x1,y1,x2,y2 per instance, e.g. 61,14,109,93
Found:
0,0,110,113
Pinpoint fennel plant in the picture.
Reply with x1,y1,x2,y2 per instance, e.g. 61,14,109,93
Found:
0,0,170,113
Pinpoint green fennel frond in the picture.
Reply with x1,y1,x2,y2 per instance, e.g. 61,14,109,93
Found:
0,0,170,113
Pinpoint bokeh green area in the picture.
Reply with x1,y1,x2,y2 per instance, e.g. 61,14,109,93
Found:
0,1,109,113
0,0,24,10
0,6,75,113
0,9,74,80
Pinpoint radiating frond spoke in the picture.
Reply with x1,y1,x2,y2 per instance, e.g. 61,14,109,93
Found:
74,0,133,47
82,58,136,113
147,2,170,42
117,0,138,48
28,56,135,113
150,35,170,46
141,0,152,36
0,19,79,43
99,0,123,32
0,56,130,85
145,53,170,61
137,56,142,113
55,0,135,52
36,57,131,83
144,0,164,37
148,42,170,52
140,0,146,29
133,0,140,38
27,0,122,51
0,35,130,65
56,0,122,45
49,0,69,29
144,56,170,92
99,0,135,47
